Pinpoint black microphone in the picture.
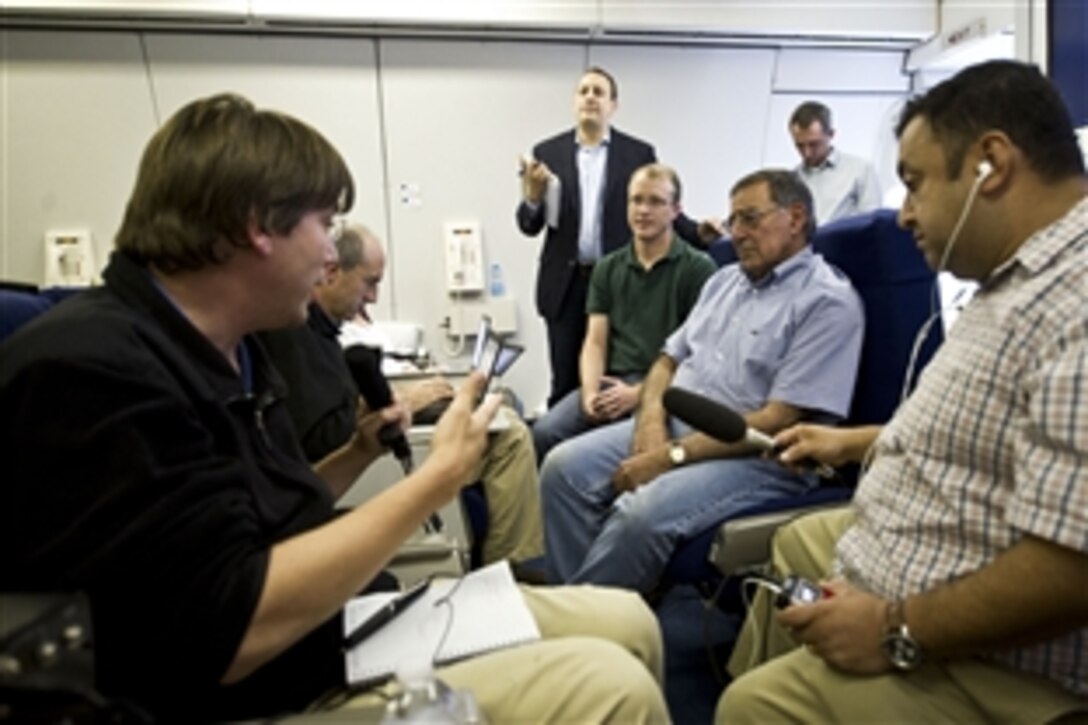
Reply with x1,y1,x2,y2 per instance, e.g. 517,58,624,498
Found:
344,344,443,532
345,345,412,463
662,387,837,479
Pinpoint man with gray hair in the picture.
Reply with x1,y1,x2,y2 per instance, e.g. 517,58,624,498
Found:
541,168,864,594
789,100,882,224
260,223,544,566
256,224,385,462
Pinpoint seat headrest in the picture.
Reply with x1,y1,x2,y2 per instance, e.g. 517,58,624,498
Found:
813,209,931,286
0,289,55,342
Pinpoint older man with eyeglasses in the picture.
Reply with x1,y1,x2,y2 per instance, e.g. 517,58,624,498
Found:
540,168,865,595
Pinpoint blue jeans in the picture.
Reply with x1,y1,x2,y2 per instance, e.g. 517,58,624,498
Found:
532,374,641,463
541,418,815,594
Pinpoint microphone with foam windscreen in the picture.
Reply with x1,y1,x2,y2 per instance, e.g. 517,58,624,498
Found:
344,344,443,532
661,387,837,479
345,345,413,464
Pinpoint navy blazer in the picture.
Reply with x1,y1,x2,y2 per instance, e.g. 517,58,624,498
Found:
517,127,698,320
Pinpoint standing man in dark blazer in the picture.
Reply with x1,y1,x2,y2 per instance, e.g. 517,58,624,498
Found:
517,67,717,406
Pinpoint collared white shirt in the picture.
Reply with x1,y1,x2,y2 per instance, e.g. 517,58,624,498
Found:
576,129,611,263
797,148,882,224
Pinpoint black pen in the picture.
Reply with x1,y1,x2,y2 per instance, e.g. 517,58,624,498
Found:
342,578,432,653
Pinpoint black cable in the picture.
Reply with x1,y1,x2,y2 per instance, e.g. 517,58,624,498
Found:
702,576,732,686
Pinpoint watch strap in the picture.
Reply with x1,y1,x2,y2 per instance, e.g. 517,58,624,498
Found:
883,599,923,671
668,440,686,466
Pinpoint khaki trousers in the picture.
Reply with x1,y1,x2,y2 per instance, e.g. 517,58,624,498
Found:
720,509,1088,724
473,412,543,565
341,584,669,723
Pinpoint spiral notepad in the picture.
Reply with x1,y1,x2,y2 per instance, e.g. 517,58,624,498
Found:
343,561,541,686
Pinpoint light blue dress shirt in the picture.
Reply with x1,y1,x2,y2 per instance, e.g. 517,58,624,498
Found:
665,246,864,420
576,131,610,263
797,148,882,224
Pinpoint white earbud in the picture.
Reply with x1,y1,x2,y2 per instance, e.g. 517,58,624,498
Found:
937,159,992,276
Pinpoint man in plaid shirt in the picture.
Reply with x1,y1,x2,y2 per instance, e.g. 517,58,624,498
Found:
719,60,1087,722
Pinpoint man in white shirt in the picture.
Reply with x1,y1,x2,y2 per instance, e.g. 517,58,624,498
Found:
789,101,882,224
517,67,719,406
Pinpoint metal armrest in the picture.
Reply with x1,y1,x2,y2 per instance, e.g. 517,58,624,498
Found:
708,502,848,577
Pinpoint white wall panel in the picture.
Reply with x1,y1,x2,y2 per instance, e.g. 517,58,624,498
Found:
774,48,908,93
378,39,584,409
1,30,155,282
589,44,776,218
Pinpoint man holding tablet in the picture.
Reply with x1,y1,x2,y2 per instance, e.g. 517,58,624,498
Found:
0,93,666,722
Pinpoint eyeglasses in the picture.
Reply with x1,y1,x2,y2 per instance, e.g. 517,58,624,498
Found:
726,206,781,231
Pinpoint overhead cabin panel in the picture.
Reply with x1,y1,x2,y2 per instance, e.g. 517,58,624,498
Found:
1,0,248,20
250,0,598,31
599,0,934,46
4,0,935,48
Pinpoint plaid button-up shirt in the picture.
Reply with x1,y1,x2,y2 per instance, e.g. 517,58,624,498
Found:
837,197,1088,695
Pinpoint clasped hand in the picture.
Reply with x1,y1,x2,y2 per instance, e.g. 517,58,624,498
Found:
582,376,639,423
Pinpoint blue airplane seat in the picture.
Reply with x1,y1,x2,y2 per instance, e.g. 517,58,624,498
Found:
0,284,86,342
663,208,945,591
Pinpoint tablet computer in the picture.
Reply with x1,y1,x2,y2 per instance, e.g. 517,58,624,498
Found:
414,316,522,424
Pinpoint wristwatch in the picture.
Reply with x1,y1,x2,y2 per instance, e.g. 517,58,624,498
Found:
882,599,923,671
668,440,687,466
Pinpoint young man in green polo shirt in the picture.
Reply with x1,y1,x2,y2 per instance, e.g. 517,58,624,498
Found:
533,163,716,462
